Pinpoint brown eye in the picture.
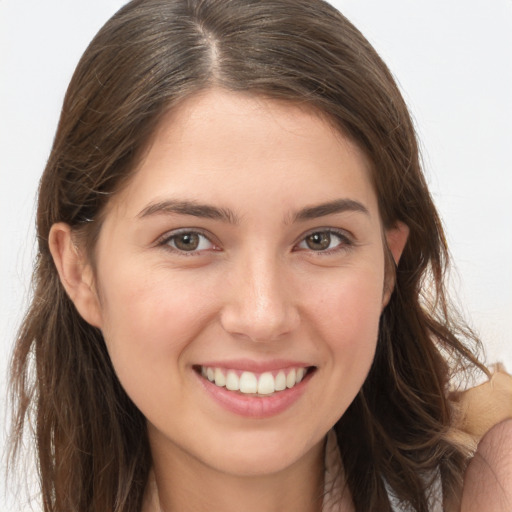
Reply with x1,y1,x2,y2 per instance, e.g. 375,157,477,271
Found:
296,230,351,253
305,232,332,251
173,233,200,251
164,232,214,252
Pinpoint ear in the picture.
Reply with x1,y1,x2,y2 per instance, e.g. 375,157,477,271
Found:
48,223,103,328
382,221,410,307
385,220,409,266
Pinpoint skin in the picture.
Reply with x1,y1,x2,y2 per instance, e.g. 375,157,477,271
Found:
460,419,512,512
50,89,409,512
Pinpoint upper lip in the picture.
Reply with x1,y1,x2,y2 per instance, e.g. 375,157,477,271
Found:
195,359,313,373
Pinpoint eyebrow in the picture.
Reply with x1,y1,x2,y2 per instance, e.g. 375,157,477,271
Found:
291,198,369,222
137,200,239,224
137,197,369,224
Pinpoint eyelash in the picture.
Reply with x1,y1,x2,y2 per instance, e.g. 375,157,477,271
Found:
157,228,354,256
157,229,218,255
294,228,354,255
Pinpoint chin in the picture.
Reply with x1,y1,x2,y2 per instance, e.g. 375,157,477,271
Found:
196,428,324,477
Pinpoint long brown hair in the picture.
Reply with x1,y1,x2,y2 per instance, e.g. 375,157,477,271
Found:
9,1,486,511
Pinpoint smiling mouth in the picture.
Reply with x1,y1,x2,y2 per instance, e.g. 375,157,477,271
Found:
194,365,316,396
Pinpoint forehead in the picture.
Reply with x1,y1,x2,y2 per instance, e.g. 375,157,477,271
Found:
107,88,379,222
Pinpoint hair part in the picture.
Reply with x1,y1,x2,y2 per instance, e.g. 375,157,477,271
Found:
9,1,486,511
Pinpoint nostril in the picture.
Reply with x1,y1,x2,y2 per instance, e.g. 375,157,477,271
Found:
219,304,300,343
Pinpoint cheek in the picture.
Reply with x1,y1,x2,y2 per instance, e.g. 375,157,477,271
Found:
95,263,216,403
99,260,210,339
308,265,384,339
305,269,383,416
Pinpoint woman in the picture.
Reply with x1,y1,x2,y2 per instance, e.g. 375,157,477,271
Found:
8,1,511,511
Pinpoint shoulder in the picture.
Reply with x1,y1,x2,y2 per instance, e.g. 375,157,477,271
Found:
454,366,512,511
460,418,512,512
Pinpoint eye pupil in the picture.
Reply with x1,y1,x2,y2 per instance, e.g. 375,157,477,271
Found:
306,232,331,250
174,233,200,251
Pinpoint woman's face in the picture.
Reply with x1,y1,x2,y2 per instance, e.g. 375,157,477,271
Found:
73,89,405,476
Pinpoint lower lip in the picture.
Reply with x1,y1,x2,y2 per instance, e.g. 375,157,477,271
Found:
196,370,313,419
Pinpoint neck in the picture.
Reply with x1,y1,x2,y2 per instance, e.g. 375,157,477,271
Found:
145,435,325,512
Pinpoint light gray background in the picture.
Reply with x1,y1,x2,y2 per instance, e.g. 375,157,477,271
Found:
1,1,511,510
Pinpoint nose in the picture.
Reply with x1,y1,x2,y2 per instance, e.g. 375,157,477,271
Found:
219,253,300,343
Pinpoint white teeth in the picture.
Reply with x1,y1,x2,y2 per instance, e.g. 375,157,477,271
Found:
275,371,286,391
286,368,296,388
239,371,258,393
214,368,226,387
200,366,309,395
257,372,275,395
225,370,239,391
